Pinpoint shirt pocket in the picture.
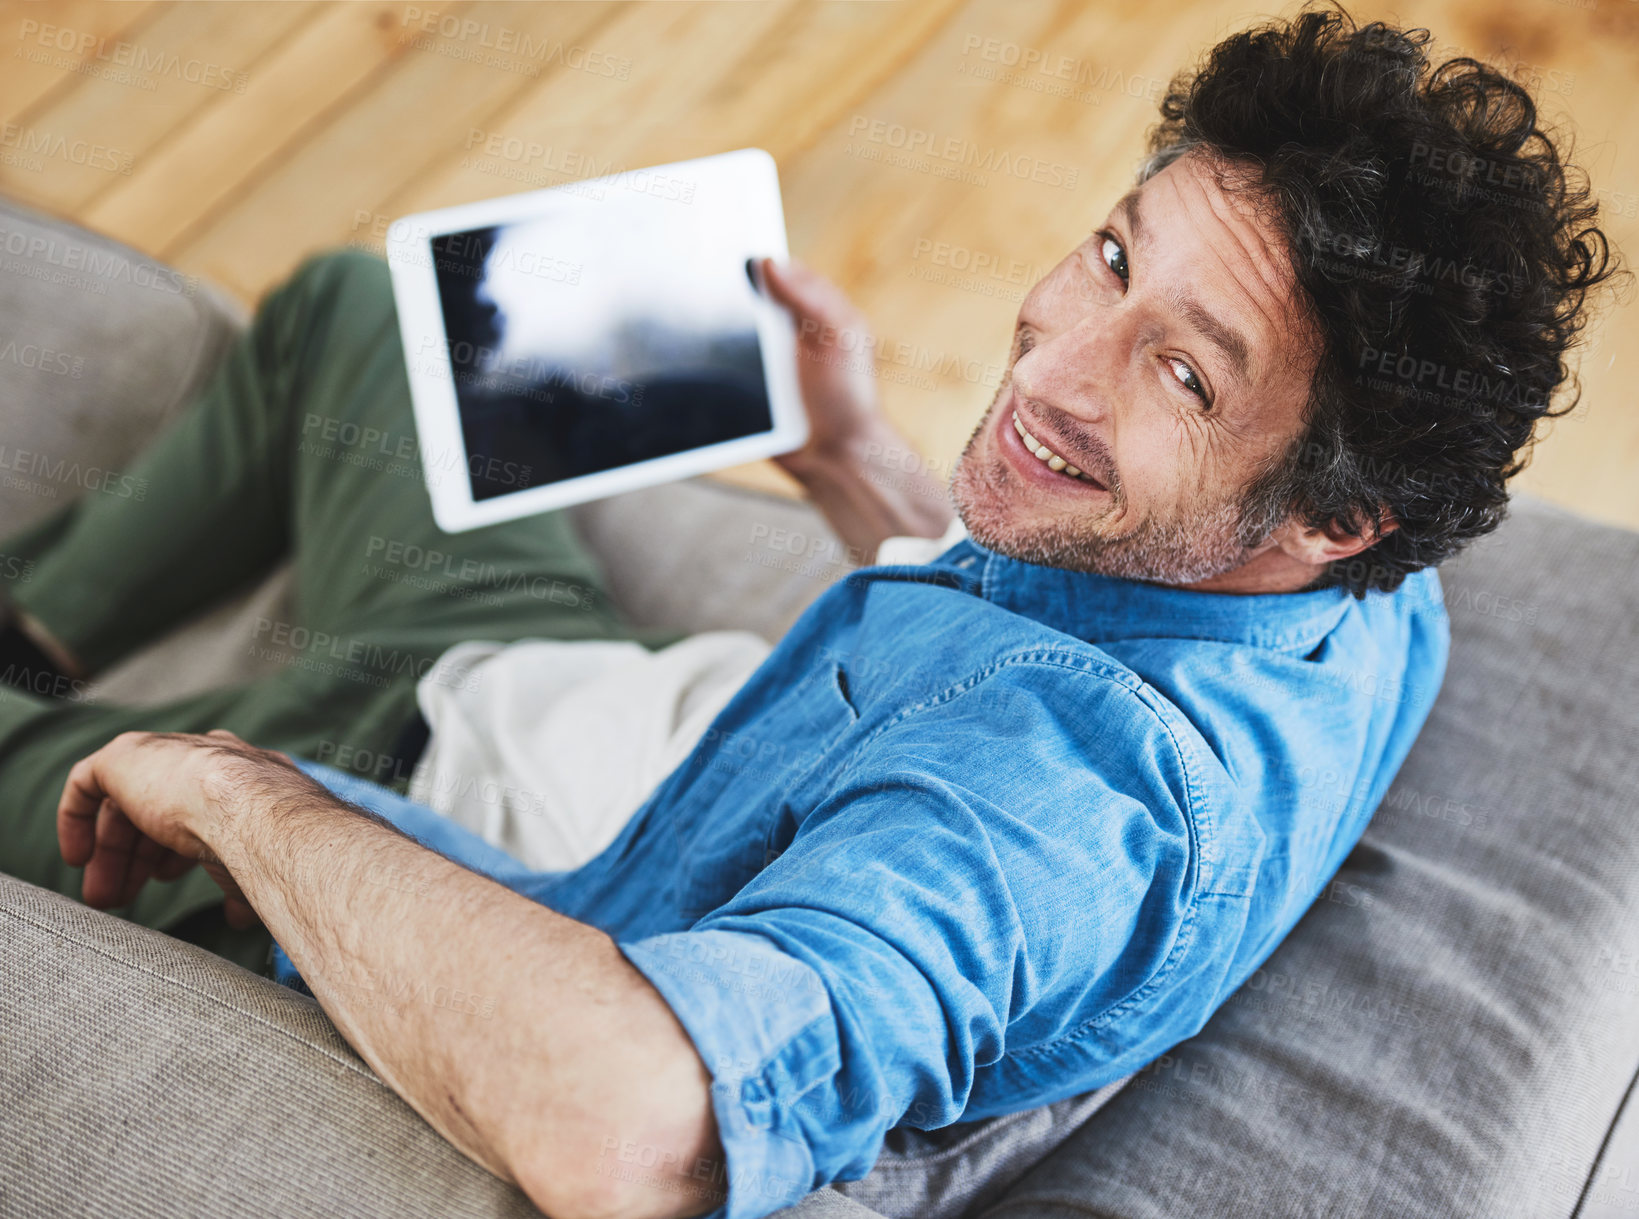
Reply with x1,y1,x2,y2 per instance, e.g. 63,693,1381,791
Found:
825,658,862,723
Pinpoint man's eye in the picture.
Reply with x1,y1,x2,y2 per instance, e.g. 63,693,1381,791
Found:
1099,233,1128,283
1169,357,1209,404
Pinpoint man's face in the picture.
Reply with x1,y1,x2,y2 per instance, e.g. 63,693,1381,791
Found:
951,150,1319,587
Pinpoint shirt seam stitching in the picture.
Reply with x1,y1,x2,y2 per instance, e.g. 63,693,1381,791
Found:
817,649,1211,1060
1007,666,1210,1059
827,648,1144,766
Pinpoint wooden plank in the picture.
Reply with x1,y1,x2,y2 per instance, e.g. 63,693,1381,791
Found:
383,0,974,216
4,1,313,215
83,2,427,252
710,0,1100,494
685,0,973,164
382,0,973,497
385,1,805,217
0,0,160,128
169,1,627,299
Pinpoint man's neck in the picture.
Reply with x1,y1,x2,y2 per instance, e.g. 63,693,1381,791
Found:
1179,549,1335,596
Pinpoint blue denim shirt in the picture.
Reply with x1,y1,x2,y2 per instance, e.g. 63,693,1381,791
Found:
282,536,1449,1219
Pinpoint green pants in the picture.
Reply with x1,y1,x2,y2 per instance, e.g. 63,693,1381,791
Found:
0,248,667,971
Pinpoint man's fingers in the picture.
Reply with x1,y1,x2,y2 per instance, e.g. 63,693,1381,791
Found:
153,848,196,883
56,728,271,917
116,833,168,908
760,257,863,330
57,750,110,867
82,798,140,908
762,257,837,315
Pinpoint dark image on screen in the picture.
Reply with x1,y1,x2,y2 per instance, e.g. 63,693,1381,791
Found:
432,209,773,503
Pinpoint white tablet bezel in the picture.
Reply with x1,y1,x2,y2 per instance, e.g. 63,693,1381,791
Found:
385,147,807,533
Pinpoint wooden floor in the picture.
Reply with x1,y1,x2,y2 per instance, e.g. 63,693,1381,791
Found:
4,0,1637,528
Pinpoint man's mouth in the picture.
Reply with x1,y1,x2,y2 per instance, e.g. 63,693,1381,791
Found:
1010,411,1104,487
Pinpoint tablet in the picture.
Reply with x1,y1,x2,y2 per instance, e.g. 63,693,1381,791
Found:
385,148,807,532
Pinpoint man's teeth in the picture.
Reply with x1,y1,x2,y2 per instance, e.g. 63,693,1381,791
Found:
1013,412,1094,482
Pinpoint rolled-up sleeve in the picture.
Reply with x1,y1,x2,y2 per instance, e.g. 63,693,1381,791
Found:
619,929,843,1218
616,667,1203,1219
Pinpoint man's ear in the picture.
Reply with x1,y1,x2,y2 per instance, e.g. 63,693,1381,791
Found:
1269,504,1398,567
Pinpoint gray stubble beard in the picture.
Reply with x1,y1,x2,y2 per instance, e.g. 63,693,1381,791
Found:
949,384,1286,586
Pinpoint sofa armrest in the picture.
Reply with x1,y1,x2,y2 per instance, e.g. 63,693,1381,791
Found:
0,872,540,1218
0,871,888,1219
0,196,247,540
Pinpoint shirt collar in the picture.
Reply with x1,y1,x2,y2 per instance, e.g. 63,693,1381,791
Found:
916,536,1355,654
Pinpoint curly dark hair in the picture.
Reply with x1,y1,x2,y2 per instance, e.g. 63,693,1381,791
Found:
1142,3,1621,596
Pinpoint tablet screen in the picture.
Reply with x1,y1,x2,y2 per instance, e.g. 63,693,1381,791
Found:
432,199,775,502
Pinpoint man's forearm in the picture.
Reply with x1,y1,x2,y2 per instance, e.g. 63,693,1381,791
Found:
208,787,722,1219
781,414,956,564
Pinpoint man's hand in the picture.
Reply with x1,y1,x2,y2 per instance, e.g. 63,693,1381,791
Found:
56,728,721,1219
756,256,956,559
758,256,884,476
57,729,307,926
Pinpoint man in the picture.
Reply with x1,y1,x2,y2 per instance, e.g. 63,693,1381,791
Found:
0,7,1617,1219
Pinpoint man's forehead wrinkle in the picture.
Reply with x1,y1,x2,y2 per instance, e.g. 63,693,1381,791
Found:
1197,173,1307,357
1161,162,1306,392
1173,165,1288,306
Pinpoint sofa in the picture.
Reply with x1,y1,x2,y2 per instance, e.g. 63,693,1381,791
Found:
2,194,1638,1219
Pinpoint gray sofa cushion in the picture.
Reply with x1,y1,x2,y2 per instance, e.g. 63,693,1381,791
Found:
980,494,1639,1219
566,477,856,645
830,1080,1130,1219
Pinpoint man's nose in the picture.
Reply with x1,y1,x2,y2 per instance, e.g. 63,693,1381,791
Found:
1014,316,1118,422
